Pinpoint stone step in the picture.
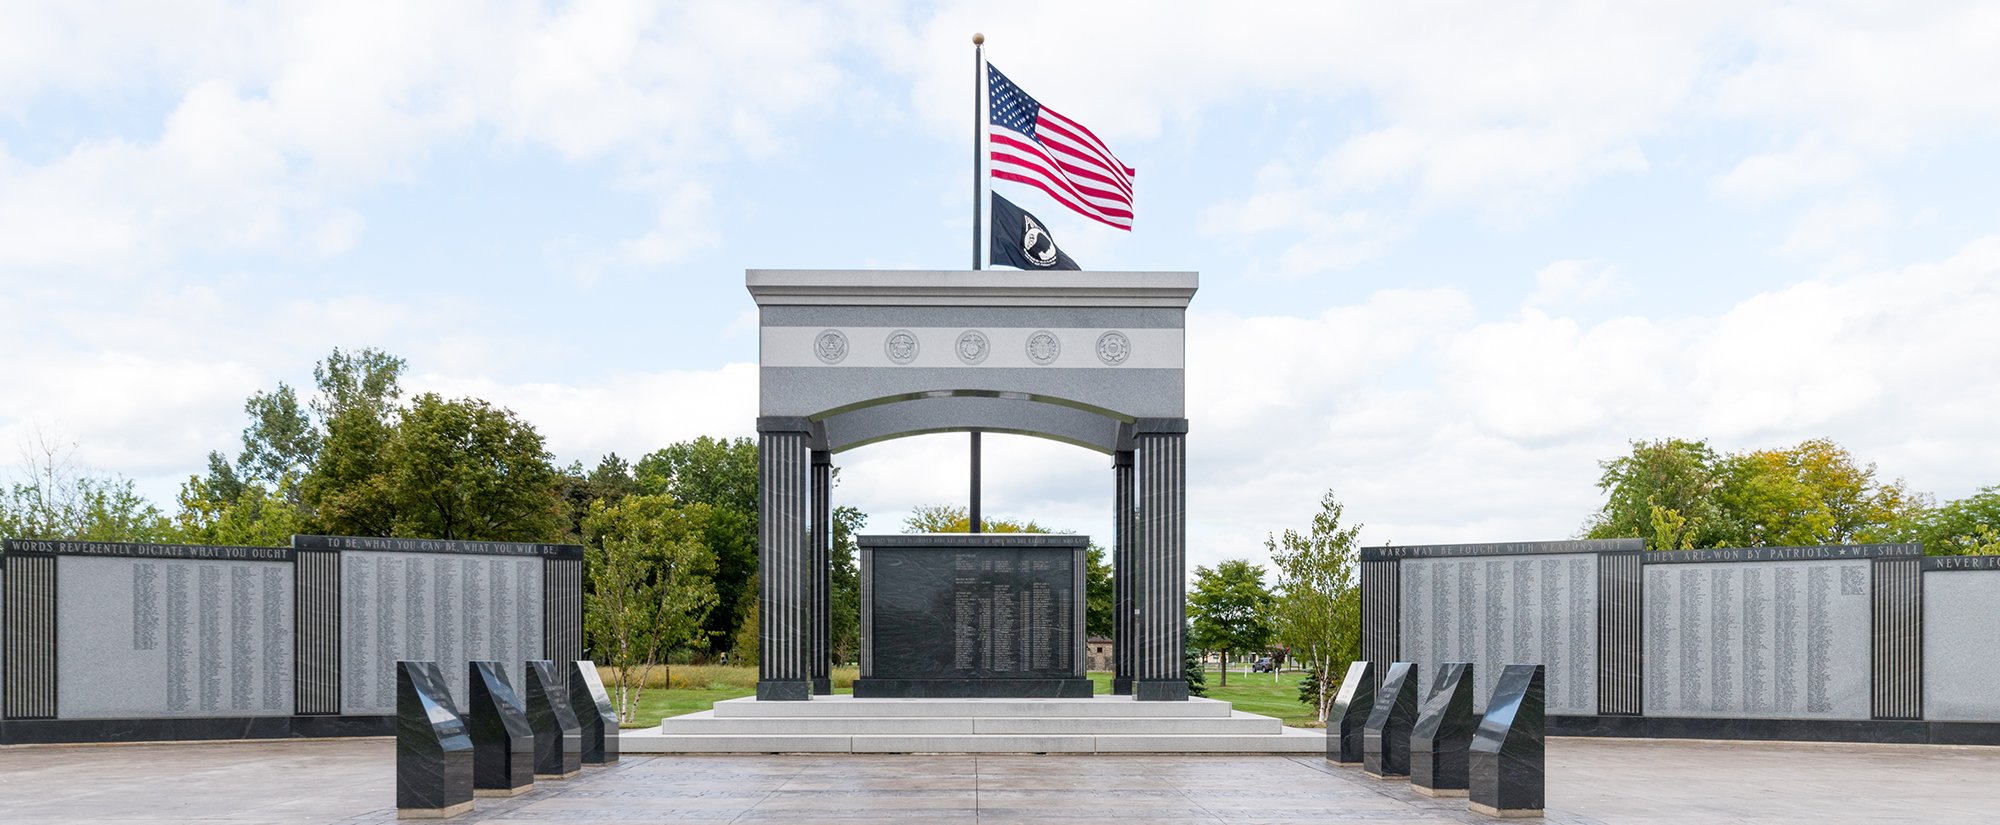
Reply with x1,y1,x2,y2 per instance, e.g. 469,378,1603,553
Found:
619,728,1327,754
709,695,1236,719
655,710,1281,736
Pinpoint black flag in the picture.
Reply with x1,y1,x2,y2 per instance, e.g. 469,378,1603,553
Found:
989,192,1080,270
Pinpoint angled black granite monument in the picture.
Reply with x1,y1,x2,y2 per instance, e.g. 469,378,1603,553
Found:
1326,660,1375,764
1411,662,1475,797
524,660,582,780
397,661,474,819
1470,664,1545,818
569,660,620,765
1363,661,1419,779
467,661,534,797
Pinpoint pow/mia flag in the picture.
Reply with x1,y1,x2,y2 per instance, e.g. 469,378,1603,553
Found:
990,192,1080,271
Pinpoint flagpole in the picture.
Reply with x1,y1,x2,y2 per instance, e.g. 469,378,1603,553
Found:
969,32,985,534
972,32,986,272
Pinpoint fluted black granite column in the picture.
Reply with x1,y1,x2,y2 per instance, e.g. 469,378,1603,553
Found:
1326,660,1375,764
1112,449,1135,696
1411,662,1475,797
1363,661,1418,779
1133,420,1189,701
757,419,813,701
467,661,534,797
568,660,620,765
811,449,833,696
397,661,474,818
524,660,581,780
1470,664,1545,818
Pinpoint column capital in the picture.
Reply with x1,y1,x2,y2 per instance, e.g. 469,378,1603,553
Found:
1133,417,1189,434
756,416,814,434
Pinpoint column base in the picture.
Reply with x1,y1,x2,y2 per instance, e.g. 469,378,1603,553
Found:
756,680,812,701
811,677,832,696
1111,677,1133,696
1134,680,1190,701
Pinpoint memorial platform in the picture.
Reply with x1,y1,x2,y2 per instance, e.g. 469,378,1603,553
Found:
622,695,1327,753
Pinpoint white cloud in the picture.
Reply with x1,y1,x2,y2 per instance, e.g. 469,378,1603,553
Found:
1526,260,1625,308
1780,196,1892,258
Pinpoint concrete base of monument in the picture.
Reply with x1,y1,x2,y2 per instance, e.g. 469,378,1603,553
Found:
623,695,1326,754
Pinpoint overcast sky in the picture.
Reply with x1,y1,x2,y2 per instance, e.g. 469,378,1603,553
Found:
4,2,1998,572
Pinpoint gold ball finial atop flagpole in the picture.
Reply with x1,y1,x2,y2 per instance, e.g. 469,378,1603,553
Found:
973,32,984,46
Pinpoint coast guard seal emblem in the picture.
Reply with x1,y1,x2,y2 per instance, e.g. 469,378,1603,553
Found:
1096,331,1131,366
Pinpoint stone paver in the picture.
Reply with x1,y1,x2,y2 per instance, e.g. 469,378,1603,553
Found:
0,736,1995,823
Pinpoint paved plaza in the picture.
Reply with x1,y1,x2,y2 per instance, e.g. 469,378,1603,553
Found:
1,736,1997,823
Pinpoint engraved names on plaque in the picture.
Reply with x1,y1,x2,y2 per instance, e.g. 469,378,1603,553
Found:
946,553,1074,675
57,552,294,718
863,537,1087,692
1397,554,1598,714
340,551,543,715
1642,559,1870,719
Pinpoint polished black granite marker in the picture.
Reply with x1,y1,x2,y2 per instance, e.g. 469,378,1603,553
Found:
467,661,535,797
1471,664,1545,818
569,661,620,765
1326,660,1375,764
1411,662,1475,797
855,535,1091,698
396,661,474,818
524,660,582,779
1362,661,1419,778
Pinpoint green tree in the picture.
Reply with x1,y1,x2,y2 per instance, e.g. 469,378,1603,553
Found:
1084,545,1113,638
1187,559,1277,687
902,504,1049,533
1,435,173,542
829,505,867,665
637,437,759,656
302,393,565,542
1584,438,1726,550
1267,489,1363,722
237,383,318,501
1891,486,2000,556
1713,438,1929,547
582,494,719,722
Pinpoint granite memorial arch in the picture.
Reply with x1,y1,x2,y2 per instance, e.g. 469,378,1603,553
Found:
747,269,1197,702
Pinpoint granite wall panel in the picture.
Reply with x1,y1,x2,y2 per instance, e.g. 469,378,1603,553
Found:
1397,554,1598,714
1922,569,2000,722
57,555,294,718
1642,559,1871,719
341,552,543,715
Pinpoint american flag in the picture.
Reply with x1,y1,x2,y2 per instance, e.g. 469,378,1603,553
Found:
987,64,1135,231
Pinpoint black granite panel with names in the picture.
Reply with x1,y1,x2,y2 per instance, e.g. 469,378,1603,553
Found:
857,534,1088,697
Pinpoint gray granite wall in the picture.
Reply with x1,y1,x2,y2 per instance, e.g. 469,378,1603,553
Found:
1642,559,1872,720
1923,568,2000,722
339,551,542,715
57,555,294,718
1397,554,1599,714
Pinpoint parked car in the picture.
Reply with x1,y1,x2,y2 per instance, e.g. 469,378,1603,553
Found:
1251,656,1275,673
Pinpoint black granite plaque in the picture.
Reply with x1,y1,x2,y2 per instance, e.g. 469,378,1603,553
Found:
855,534,1090,698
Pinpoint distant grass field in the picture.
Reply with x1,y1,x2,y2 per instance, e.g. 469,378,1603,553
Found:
612,665,1321,729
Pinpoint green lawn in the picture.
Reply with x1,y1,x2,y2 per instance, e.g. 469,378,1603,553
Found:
618,666,1321,729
